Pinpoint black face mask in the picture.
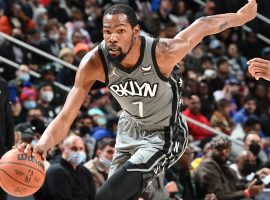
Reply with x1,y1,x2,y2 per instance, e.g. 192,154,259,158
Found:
241,162,256,176
249,143,261,156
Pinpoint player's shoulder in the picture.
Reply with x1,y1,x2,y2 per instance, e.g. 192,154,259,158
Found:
80,45,102,67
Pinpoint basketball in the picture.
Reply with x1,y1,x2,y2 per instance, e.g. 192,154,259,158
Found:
0,149,45,197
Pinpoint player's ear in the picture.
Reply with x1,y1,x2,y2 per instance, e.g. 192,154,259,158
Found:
134,25,140,38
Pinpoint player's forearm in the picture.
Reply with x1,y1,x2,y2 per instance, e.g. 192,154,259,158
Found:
198,13,246,35
176,12,244,41
38,115,72,151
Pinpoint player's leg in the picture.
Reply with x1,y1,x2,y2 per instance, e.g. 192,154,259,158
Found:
95,165,143,200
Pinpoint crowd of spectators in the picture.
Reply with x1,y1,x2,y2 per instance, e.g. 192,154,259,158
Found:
1,0,270,199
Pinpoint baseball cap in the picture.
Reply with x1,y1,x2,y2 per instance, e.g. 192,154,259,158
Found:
88,108,105,117
15,123,35,139
20,87,37,101
210,136,231,149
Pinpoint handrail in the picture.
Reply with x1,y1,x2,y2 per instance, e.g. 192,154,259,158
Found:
0,32,78,71
184,115,243,146
0,56,71,93
192,0,270,45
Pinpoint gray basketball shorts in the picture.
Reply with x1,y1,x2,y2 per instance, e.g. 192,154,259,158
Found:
109,111,188,190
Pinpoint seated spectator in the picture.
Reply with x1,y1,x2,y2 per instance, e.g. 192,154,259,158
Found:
194,136,264,200
230,150,270,185
210,98,235,135
233,96,258,125
35,135,96,200
9,64,31,95
244,133,268,169
91,115,118,142
37,82,56,126
183,94,212,141
57,47,78,87
165,146,217,200
84,138,115,190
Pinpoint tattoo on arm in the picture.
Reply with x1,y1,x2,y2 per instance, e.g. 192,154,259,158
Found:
157,40,171,53
200,16,228,31
219,22,228,31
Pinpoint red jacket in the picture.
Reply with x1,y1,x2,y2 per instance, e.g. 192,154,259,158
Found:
183,108,212,140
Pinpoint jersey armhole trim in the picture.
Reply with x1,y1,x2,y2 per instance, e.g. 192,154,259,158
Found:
151,38,169,82
98,44,109,85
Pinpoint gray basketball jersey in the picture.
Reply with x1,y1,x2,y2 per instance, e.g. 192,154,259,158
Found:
98,36,183,130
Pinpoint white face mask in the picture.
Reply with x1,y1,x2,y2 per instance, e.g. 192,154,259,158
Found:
49,33,60,41
67,151,86,166
41,91,54,102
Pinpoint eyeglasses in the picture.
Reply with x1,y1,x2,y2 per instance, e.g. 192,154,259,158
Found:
70,146,85,151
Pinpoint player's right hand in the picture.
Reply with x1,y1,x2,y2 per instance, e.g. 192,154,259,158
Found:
248,58,270,81
17,142,47,160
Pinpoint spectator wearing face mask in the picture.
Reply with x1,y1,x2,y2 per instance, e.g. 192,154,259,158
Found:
243,133,268,169
37,82,56,126
230,150,270,186
84,138,116,190
35,135,96,200
194,136,264,200
20,84,38,121
36,19,61,65
9,64,31,95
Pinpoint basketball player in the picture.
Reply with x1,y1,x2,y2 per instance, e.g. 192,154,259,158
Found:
248,58,270,81
19,1,257,199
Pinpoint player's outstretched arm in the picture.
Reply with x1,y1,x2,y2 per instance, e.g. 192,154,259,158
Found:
248,58,270,81
156,0,257,76
29,47,104,158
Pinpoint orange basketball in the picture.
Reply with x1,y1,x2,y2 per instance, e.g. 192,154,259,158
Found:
0,149,45,197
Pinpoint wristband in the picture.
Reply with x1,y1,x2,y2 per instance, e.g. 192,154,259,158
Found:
244,189,250,198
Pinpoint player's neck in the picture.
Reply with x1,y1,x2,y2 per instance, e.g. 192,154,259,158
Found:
120,37,141,68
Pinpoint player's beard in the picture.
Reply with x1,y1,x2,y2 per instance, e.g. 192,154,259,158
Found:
107,35,134,66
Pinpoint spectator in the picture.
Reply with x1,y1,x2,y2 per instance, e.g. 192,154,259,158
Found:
143,0,174,37
46,0,69,24
36,135,96,200
14,122,35,144
194,136,264,200
9,64,31,95
210,98,235,135
169,0,190,32
57,47,77,86
166,146,217,200
84,138,116,190
227,43,247,81
0,76,14,200
91,115,118,142
37,82,56,126
183,94,212,141
244,133,268,169
232,96,258,125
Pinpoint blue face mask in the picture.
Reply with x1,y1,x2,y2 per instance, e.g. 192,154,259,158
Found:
19,73,30,82
100,156,111,169
23,100,37,109
67,151,86,166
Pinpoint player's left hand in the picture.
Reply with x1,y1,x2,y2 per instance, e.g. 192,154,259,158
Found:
248,58,270,81
237,0,257,24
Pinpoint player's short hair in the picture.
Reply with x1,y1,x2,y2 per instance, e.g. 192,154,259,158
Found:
104,4,138,28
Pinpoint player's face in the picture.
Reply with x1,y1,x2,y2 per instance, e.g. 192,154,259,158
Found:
103,14,138,63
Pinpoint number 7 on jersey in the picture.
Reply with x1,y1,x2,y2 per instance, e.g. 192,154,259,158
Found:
132,101,143,118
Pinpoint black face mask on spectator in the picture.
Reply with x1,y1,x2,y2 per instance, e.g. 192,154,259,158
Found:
249,142,261,156
241,162,256,176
